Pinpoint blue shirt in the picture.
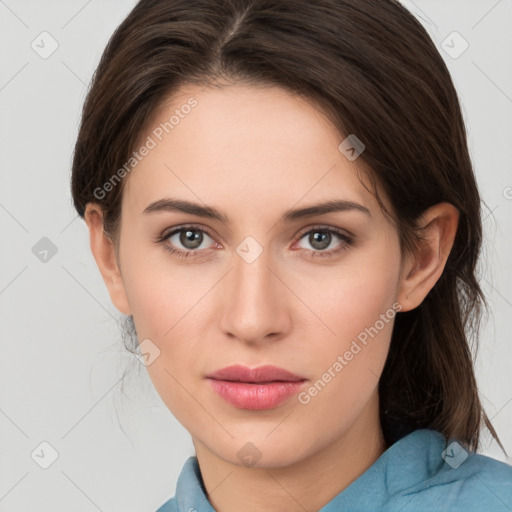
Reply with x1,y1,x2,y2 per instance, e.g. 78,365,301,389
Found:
155,429,512,511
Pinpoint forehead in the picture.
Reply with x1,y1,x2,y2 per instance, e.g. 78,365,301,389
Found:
122,83,381,219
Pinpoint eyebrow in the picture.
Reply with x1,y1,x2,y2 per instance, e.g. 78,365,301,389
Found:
142,197,371,223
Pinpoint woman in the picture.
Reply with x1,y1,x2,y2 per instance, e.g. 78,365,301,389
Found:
70,0,512,510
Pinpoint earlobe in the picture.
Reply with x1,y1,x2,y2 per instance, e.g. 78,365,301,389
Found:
84,203,132,315
397,202,459,312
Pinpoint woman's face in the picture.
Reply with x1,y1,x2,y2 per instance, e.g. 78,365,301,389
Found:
115,83,406,467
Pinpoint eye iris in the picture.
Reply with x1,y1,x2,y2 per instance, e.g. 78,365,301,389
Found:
310,231,331,250
180,229,203,249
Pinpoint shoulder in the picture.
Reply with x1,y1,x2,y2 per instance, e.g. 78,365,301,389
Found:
389,430,512,511
405,454,512,511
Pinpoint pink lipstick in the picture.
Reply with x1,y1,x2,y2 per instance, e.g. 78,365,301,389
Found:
206,364,306,410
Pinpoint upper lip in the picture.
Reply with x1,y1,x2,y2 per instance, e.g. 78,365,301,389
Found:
206,364,305,383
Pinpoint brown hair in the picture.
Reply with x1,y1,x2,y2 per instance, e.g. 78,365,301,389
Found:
70,0,504,452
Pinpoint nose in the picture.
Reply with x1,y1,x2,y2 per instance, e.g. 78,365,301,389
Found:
218,243,292,347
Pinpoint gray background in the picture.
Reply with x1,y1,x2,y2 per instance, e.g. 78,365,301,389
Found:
1,1,511,511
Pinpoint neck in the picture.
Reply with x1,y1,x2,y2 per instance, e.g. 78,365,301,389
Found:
193,392,387,512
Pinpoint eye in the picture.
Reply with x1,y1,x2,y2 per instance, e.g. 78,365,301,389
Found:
157,225,217,258
156,224,354,259
294,226,353,257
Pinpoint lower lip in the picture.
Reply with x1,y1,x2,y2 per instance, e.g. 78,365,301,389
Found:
208,379,305,410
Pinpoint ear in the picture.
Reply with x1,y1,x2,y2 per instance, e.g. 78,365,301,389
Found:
397,202,459,312
84,203,132,315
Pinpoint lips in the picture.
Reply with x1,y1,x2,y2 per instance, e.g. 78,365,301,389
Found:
206,364,305,383
206,364,307,410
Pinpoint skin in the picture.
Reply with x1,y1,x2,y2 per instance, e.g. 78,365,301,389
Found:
85,83,459,512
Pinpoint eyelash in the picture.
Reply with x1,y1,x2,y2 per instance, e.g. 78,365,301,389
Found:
155,224,354,259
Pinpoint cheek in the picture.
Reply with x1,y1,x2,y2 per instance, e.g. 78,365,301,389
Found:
292,292,396,427
122,258,206,425
302,250,400,343
119,243,213,395
119,236,189,339
294,246,401,390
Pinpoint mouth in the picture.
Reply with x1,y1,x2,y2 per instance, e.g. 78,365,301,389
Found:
206,364,307,410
